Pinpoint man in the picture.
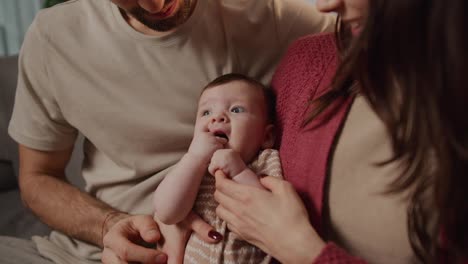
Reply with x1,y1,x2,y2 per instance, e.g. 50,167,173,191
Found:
2,0,334,263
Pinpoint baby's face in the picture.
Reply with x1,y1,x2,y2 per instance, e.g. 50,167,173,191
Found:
196,81,273,163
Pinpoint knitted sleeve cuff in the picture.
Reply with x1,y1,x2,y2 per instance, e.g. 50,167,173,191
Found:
312,243,367,264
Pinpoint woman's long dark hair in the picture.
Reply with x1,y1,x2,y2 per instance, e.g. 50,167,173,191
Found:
308,0,468,262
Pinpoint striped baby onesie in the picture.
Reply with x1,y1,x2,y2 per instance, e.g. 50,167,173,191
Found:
184,149,283,264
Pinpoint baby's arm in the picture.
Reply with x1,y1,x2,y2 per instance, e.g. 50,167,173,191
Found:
153,131,227,225
209,149,266,190
153,153,209,225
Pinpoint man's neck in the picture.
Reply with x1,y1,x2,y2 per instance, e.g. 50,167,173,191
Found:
122,0,197,37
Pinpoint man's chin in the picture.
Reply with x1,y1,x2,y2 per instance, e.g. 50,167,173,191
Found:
129,1,188,32
138,18,180,32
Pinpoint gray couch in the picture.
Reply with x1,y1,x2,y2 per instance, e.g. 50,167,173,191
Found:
0,55,85,239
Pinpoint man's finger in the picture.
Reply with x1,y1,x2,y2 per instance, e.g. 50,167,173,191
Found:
184,212,222,243
102,247,126,264
133,215,161,243
106,235,167,263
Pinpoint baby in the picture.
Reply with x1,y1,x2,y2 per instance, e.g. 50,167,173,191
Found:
153,73,283,264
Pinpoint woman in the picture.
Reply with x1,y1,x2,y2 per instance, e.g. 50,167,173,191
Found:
213,0,468,263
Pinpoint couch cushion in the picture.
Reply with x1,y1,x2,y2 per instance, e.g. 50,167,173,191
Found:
0,189,50,238
0,161,16,191
0,55,19,189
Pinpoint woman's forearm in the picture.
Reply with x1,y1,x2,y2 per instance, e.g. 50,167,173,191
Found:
153,153,207,224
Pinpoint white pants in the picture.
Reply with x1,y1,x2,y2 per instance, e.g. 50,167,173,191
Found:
0,236,54,264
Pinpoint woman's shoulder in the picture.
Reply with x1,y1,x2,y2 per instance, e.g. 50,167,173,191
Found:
288,32,337,58
272,32,338,109
272,32,337,88
282,32,337,65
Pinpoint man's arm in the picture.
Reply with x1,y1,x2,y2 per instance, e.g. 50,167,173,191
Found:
153,153,207,225
18,144,172,263
18,144,124,246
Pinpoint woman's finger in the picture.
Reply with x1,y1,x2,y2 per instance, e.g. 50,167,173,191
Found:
260,176,293,194
215,170,265,200
213,187,243,214
184,212,221,243
214,169,227,180
215,204,239,229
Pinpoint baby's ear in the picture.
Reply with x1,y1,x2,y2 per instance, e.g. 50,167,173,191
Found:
261,124,275,149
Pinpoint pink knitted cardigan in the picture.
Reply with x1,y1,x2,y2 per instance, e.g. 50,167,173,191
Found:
272,32,468,264
272,32,364,263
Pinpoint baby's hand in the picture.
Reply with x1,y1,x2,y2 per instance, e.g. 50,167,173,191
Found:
208,149,247,178
188,131,227,163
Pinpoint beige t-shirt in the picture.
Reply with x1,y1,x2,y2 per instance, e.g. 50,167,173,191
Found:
8,0,334,262
326,96,414,263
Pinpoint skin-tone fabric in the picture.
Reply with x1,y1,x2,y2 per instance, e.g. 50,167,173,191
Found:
272,33,413,263
7,0,334,262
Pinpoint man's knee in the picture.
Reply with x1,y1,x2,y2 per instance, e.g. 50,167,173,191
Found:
0,236,53,263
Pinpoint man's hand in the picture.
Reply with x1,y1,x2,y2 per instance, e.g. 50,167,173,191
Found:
101,213,167,264
208,149,247,178
101,211,222,264
155,212,222,264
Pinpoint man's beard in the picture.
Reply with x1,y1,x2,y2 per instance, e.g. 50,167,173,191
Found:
128,0,191,32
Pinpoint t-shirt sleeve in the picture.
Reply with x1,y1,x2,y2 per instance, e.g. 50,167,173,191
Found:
313,243,367,264
274,0,336,50
8,16,77,151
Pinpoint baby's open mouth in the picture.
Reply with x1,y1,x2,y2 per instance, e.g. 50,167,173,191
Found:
214,131,229,141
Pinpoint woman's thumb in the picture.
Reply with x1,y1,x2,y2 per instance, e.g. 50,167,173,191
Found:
259,176,284,191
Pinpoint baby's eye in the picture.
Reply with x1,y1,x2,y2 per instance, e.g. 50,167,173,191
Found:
231,106,245,113
202,110,211,116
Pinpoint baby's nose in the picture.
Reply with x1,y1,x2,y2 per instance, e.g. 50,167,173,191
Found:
212,114,227,123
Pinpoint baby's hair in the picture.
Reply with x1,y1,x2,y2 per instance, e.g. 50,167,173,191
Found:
202,73,276,123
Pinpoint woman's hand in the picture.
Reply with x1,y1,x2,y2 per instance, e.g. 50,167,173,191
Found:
213,171,326,264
